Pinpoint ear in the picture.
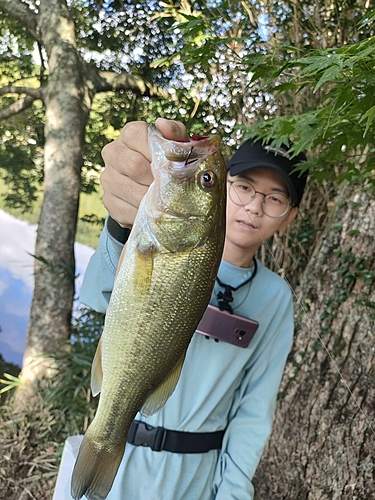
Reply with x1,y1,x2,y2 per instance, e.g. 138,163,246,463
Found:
279,206,298,232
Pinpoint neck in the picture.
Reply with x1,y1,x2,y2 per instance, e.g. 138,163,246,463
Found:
222,241,257,268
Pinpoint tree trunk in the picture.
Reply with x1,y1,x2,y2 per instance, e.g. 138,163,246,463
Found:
253,182,375,498
0,0,173,388
21,0,93,384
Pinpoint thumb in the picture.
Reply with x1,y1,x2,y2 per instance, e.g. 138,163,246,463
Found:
155,117,190,142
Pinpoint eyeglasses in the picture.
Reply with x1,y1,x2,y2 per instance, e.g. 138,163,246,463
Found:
228,179,292,218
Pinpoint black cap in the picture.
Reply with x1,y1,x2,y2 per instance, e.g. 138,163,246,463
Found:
227,138,308,206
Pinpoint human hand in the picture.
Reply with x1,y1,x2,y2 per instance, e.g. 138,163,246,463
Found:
101,118,189,228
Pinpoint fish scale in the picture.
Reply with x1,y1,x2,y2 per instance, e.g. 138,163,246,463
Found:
71,124,226,500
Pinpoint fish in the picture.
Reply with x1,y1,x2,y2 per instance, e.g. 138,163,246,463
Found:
70,124,227,500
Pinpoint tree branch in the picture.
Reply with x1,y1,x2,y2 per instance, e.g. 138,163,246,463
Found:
0,85,42,99
96,71,173,100
0,95,37,120
0,0,39,41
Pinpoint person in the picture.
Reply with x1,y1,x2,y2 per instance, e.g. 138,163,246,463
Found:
70,118,308,499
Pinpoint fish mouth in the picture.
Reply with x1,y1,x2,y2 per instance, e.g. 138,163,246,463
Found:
167,160,201,179
166,140,219,179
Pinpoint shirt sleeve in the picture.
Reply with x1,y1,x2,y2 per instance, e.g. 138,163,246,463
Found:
213,298,294,499
79,217,124,313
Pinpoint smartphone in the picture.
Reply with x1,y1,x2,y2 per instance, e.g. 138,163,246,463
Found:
196,304,259,348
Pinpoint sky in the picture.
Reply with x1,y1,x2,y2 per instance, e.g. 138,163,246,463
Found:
0,209,94,367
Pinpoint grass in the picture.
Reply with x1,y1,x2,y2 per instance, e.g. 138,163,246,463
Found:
0,308,103,500
0,399,61,500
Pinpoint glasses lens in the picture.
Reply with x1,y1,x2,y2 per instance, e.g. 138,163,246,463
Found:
229,180,290,218
262,194,290,217
229,181,255,206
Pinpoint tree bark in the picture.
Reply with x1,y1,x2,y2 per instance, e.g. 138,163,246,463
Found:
254,182,375,499
21,0,93,383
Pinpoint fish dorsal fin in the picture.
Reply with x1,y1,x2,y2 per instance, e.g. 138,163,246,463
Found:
140,353,185,417
91,336,103,397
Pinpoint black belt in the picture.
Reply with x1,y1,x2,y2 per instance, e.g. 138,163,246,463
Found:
127,420,225,454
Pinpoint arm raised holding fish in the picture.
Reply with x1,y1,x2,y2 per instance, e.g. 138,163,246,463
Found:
67,118,308,500
100,119,189,228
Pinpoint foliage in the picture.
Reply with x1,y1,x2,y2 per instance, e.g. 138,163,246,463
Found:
139,0,375,289
70,0,179,86
2,0,375,204
0,101,44,212
0,16,36,79
44,307,104,434
1,307,103,432
0,0,213,214
0,400,60,500
156,2,375,186
151,3,375,288
0,307,104,499
0,372,24,395
242,35,375,188
153,0,271,144
0,353,21,403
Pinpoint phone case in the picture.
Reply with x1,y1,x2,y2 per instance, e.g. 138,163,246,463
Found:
196,304,259,348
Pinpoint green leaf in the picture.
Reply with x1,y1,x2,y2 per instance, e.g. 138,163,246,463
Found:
358,11,375,30
298,53,342,76
359,105,375,137
313,64,342,92
0,372,24,394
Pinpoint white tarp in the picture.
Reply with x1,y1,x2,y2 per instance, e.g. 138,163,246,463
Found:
53,435,83,500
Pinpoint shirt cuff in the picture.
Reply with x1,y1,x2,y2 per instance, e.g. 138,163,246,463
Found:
107,216,131,244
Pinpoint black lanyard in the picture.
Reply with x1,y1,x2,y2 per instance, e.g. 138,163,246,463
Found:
216,259,258,314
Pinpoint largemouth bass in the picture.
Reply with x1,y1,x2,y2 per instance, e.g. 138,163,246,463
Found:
71,124,227,500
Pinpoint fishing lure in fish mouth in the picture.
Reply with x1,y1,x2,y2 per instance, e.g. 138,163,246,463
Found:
70,124,226,500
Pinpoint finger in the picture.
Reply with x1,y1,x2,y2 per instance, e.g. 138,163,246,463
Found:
155,118,189,142
100,166,149,227
101,186,147,228
101,135,154,187
118,121,152,163
101,193,137,229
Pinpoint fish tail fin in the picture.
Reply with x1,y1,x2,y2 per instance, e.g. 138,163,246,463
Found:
70,431,124,500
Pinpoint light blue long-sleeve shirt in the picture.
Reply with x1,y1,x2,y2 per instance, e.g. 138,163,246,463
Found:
75,217,294,500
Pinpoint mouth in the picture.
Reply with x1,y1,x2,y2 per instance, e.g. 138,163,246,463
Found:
237,219,259,230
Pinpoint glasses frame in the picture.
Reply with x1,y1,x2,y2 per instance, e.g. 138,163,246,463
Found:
228,180,292,218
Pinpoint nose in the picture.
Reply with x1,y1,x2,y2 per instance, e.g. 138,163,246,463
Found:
245,192,263,215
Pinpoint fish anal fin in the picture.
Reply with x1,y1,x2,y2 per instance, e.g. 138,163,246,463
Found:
91,337,103,397
140,353,185,417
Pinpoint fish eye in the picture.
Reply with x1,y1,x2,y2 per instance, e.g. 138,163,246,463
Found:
199,170,217,189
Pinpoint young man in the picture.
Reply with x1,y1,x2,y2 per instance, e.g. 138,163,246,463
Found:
72,118,307,499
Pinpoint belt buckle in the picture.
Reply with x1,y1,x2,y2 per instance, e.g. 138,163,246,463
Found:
131,421,167,452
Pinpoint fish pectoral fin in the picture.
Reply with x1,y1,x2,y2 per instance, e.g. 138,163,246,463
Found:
91,336,103,397
140,353,186,417
115,241,128,280
133,242,155,296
